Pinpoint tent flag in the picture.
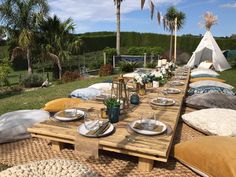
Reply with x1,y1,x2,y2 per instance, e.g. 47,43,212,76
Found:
187,31,231,72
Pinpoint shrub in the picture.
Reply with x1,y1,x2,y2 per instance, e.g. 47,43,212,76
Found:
99,64,113,76
104,47,117,63
118,61,141,73
61,71,80,83
146,62,157,68
0,85,23,97
22,74,44,88
0,58,12,86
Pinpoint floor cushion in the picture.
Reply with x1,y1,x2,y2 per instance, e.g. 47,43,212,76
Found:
186,93,236,110
191,74,218,78
182,108,236,136
0,110,50,144
70,88,102,100
189,80,234,90
88,83,112,92
0,159,99,177
190,77,225,83
174,136,236,177
198,61,213,69
188,86,235,96
43,98,81,112
191,68,219,76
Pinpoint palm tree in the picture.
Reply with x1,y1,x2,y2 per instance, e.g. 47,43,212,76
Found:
38,15,82,79
0,0,49,75
114,0,123,56
164,6,185,60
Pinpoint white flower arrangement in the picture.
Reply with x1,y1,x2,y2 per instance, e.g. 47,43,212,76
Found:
134,73,149,85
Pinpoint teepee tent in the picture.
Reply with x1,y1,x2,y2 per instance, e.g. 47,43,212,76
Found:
187,31,231,71
187,12,231,72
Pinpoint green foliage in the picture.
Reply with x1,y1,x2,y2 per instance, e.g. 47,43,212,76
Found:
104,47,117,59
81,35,116,52
118,61,141,73
103,97,120,108
0,58,12,86
22,73,44,88
146,62,157,68
127,47,164,56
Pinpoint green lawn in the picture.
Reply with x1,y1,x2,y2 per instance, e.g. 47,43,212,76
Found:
219,67,236,87
0,76,113,115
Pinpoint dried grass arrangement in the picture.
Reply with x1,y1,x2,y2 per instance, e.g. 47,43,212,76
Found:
199,11,218,30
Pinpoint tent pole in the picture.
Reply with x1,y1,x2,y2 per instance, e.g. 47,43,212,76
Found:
174,17,177,64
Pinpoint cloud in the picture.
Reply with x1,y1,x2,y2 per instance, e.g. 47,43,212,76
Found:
48,0,183,32
220,2,236,8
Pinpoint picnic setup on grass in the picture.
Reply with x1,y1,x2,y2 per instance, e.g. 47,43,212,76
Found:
0,1,236,176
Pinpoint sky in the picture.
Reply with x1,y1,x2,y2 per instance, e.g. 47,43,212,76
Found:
49,0,236,37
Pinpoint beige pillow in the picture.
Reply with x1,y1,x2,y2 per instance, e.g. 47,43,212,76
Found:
182,108,236,136
174,136,236,177
43,98,81,112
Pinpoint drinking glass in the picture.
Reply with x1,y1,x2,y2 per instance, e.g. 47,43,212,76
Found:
140,112,157,130
84,112,100,131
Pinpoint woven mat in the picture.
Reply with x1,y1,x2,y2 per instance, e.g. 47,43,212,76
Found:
0,121,204,177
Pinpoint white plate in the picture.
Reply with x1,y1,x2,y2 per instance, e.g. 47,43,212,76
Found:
174,76,187,80
54,110,85,121
163,88,181,94
170,81,185,86
130,120,167,135
151,97,175,106
78,121,114,138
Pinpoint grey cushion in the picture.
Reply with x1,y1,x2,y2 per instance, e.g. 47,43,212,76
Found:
186,93,236,110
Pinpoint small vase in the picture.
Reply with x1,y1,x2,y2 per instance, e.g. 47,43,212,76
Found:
136,83,146,95
153,81,159,88
130,93,140,105
107,107,120,123
146,82,153,88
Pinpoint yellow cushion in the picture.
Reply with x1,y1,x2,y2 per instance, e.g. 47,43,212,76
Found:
174,136,236,177
190,77,225,83
43,98,81,112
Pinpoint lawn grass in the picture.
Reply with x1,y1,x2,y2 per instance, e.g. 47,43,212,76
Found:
0,76,113,115
0,164,10,172
219,66,236,87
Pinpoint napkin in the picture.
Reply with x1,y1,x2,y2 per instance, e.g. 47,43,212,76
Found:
86,120,110,136
133,122,164,133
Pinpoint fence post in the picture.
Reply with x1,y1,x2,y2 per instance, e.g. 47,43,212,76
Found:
113,55,116,68
144,53,147,68
103,52,107,65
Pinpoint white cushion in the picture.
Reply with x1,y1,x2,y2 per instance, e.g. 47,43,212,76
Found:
88,83,112,92
191,69,219,77
182,108,236,136
0,110,50,143
198,61,213,69
0,159,99,177
70,88,102,100
189,80,234,90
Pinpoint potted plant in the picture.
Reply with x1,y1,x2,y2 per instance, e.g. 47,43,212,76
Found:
151,71,164,88
103,98,121,123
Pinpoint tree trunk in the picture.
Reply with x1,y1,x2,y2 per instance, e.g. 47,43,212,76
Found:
116,0,121,56
27,48,33,75
169,31,173,61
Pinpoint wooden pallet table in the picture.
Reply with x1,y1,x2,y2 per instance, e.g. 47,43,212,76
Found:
28,69,190,172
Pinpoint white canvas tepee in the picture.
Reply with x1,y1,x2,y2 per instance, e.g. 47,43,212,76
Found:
187,31,231,71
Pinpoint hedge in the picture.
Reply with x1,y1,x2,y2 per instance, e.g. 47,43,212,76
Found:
79,31,236,54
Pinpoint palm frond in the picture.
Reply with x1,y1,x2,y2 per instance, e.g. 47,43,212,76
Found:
150,1,154,19
141,0,145,10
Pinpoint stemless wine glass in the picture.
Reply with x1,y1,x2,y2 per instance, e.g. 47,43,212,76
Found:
84,112,100,131
140,112,157,130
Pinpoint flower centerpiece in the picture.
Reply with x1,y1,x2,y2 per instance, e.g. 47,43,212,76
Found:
150,71,165,88
134,74,149,95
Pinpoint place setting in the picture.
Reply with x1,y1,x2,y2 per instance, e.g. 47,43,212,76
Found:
77,112,115,138
53,108,85,121
169,80,185,86
129,113,167,136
